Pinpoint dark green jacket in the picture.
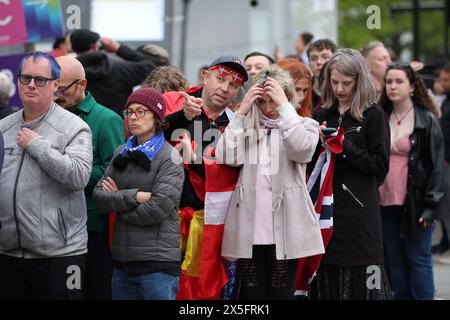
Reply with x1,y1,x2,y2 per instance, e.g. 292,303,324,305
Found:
76,92,124,232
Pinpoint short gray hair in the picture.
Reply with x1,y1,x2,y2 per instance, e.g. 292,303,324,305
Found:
361,40,385,58
0,72,13,99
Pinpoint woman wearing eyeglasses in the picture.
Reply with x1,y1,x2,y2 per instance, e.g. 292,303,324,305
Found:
378,64,444,300
93,87,184,300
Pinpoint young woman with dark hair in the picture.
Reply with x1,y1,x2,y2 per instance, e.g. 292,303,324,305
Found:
378,63,444,300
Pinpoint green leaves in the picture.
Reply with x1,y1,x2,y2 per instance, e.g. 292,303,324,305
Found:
338,0,446,63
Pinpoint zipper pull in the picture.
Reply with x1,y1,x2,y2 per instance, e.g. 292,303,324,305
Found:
342,184,365,208
344,126,362,135
338,114,343,128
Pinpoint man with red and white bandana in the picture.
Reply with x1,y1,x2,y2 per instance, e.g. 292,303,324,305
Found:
163,56,248,299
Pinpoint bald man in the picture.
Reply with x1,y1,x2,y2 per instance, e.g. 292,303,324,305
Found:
55,56,124,300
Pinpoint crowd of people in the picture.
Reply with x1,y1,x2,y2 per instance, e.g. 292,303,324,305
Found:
0,28,449,301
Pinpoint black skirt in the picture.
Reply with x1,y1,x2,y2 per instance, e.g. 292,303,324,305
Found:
309,263,393,300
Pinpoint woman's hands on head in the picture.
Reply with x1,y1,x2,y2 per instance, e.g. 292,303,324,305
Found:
236,84,263,116
236,77,289,117
263,77,289,107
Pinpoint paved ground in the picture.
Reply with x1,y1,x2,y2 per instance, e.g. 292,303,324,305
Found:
434,263,450,299
432,223,450,300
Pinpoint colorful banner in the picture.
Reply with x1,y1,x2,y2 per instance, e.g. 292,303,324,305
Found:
0,1,28,47
23,0,64,42
0,53,27,109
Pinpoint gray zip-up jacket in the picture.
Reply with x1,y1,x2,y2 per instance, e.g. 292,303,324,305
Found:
0,103,93,258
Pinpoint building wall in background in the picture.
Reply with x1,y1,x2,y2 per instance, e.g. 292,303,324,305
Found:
0,0,337,84
179,0,337,83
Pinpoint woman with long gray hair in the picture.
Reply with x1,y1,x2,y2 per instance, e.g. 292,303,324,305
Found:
308,49,392,299
216,65,324,299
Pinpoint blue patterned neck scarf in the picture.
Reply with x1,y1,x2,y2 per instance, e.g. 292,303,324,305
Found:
120,132,165,162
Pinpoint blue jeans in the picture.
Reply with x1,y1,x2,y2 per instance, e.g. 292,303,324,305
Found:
112,268,179,300
381,206,435,300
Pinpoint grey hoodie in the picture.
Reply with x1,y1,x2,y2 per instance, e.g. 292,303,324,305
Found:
0,103,93,258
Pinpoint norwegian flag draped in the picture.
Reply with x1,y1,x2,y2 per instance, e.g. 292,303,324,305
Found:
177,150,239,300
294,128,344,296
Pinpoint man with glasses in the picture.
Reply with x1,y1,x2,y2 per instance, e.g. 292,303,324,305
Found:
0,52,93,299
55,56,124,300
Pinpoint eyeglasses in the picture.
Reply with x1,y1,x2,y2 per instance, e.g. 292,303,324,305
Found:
18,74,56,87
123,108,152,118
54,79,80,97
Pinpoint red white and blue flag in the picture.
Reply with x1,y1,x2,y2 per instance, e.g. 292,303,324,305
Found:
294,128,344,296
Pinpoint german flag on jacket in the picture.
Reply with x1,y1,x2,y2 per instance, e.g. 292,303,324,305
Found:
177,154,239,299
162,86,238,299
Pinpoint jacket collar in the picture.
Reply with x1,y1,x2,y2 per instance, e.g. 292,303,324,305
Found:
414,105,429,129
385,104,429,129
328,103,340,115
22,102,57,129
325,103,350,117
76,91,96,115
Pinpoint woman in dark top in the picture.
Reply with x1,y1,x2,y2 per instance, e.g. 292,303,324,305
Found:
93,88,184,300
378,63,444,299
309,49,392,300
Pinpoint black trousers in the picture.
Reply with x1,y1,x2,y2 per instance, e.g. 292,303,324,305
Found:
83,231,112,300
0,253,86,300
237,245,298,300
